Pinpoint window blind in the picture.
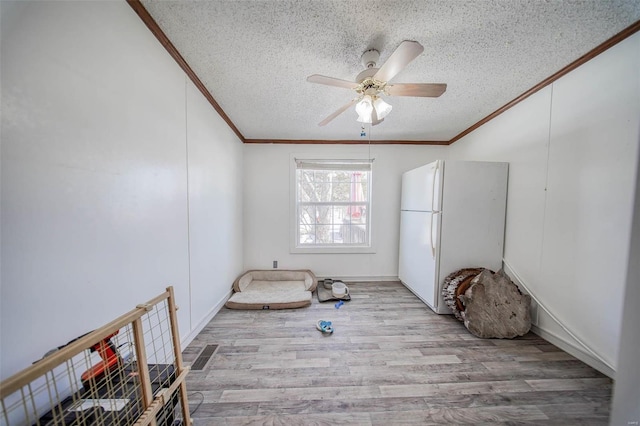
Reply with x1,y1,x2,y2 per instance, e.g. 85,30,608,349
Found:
295,159,373,171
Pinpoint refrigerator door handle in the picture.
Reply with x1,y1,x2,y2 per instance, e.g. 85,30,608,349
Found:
430,212,436,259
431,160,439,212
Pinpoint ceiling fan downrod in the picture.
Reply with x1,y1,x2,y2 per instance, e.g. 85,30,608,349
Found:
361,49,380,69
356,49,382,82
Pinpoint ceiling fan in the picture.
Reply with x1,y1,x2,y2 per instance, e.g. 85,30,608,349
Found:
307,40,447,126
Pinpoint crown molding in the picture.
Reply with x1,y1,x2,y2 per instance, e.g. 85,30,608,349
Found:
126,0,246,143
127,2,639,146
449,19,640,145
243,139,449,145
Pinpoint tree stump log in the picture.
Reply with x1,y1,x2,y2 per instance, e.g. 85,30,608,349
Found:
442,268,485,321
459,269,532,339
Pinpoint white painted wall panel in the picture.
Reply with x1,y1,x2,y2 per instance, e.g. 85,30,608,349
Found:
448,32,640,373
448,87,551,287
1,1,189,378
540,34,640,368
0,1,243,380
610,142,640,426
185,80,243,328
243,144,448,279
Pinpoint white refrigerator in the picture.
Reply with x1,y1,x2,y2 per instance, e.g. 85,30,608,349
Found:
398,160,508,314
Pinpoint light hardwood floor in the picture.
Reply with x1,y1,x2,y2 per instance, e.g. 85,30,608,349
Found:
182,281,612,425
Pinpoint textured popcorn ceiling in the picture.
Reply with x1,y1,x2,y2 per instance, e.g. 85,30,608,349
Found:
140,1,640,142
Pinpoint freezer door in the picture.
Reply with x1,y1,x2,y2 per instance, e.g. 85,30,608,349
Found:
401,161,441,212
398,210,438,309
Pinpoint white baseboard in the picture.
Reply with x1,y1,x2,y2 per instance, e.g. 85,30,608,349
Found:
501,262,615,378
531,325,615,378
181,289,232,348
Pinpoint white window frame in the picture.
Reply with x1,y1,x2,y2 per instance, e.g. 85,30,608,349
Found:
290,154,375,254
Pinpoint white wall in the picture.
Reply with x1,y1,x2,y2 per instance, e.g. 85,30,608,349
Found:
243,143,448,279
610,139,640,426
184,80,244,336
0,1,243,380
448,33,640,374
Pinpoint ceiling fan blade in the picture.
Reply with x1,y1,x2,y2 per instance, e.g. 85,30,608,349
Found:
373,40,424,82
318,98,359,126
387,83,447,97
307,74,358,90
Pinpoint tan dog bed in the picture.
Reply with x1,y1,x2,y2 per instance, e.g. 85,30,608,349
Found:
225,270,318,310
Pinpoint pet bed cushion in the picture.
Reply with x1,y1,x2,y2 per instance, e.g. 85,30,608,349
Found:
225,269,317,310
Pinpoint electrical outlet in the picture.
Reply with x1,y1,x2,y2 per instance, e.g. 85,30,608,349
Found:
273,260,278,268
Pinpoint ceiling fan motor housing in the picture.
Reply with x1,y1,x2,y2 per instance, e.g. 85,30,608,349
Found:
357,49,381,83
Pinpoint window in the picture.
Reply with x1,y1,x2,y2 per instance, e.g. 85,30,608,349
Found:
294,159,372,251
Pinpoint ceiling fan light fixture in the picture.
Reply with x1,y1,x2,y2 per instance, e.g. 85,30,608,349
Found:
356,95,374,123
356,95,392,123
309,41,443,126
373,97,392,119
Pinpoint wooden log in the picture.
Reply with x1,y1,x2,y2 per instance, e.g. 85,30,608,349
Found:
459,269,532,339
442,268,484,321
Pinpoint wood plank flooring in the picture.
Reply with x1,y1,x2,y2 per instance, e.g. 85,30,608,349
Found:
182,282,612,425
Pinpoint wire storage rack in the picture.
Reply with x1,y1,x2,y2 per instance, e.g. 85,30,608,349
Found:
0,287,191,426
